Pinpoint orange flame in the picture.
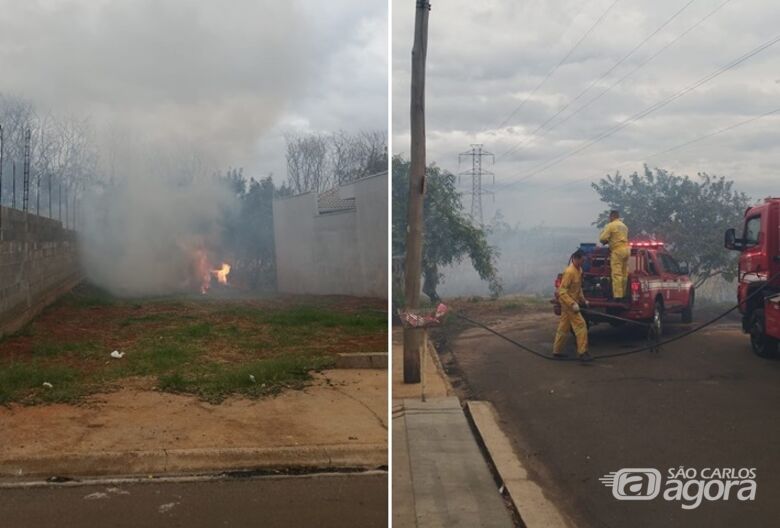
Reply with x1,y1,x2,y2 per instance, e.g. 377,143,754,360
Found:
212,263,231,285
192,249,230,294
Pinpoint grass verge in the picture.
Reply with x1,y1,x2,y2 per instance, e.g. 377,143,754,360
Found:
158,355,336,403
0,284,386,405
0,362,84,405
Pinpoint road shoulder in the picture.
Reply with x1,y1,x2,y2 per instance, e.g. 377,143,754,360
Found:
0,369,387,478
466,401,572,528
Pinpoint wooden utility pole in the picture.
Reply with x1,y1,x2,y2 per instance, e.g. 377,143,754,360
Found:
403,0,430,383
0,125,3,230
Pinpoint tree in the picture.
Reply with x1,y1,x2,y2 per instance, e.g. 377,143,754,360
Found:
285,130,388,194
331,130,387,184
0,94,97,221
285,132,330,194
219,168,279,290
592,166,751,287
393,155,501,302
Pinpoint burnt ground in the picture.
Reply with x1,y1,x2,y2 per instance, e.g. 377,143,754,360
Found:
433,297,780,528
0,284,387,404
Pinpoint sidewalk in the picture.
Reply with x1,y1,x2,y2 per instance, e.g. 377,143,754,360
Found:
392,328,514,527
0,369,387,478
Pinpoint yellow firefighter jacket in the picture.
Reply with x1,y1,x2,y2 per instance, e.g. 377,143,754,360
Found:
559,264,587,310
599,219,629,250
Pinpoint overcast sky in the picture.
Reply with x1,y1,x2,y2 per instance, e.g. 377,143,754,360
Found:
393,0,780,227
0,0,387,181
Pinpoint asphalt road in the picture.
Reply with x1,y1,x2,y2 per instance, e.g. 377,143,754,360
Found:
442,309,780,528
0,471,387,528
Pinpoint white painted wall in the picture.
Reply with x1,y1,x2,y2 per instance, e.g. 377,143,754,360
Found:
273,172,387,298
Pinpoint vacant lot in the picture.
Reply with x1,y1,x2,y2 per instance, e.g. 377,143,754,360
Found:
0,284,387,404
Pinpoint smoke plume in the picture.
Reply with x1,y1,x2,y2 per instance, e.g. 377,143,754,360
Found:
79,142,237,296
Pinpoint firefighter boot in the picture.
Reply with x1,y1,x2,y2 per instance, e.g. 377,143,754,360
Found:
579,351,594,363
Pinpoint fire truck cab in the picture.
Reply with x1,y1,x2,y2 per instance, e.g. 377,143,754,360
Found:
553,241,695,336
724,197,780,357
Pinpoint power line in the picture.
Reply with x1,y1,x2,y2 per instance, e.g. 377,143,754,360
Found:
644,107,780,160
506,32,780,183
513,106,780,192
504,0,734,158
498,0,700,160
493,0,621,131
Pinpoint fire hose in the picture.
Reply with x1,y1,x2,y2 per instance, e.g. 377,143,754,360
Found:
455,271,780,362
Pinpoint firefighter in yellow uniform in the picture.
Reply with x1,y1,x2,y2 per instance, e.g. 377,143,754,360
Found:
553,249,592,362
599,210,630,299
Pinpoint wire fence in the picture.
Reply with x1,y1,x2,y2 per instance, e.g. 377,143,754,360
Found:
0,125,80,232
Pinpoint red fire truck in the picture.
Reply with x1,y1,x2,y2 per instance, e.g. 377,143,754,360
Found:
553,241,695,336
724,197,780,357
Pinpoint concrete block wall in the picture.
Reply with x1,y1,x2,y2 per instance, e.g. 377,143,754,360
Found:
0,206,81,338
273,172,388,298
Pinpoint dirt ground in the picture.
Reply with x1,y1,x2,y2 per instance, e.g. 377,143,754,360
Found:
0,369,387,472
391,328,451,400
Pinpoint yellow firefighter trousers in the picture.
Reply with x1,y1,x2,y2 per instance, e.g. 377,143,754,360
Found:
610,245,630,299
553,309,588,356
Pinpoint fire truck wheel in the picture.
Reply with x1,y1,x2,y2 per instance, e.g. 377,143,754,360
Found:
653,300,664,336
750,309,778,358
681,291,694,323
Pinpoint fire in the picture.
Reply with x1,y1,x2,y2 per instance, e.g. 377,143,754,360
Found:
190,247,231,294
181,240,231,294
212,263,231,285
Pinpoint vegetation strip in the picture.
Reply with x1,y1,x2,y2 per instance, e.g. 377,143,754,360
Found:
0,284,386,405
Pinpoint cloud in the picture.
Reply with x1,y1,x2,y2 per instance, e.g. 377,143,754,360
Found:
0,0,387,176
393,0,780,226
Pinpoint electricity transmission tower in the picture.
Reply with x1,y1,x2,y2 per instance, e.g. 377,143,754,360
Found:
22,129,31,212
459,144,494,225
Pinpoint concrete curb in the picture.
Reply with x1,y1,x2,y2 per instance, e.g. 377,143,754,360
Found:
335,352,388,369
0,443,387,479
426,335,455,396
466,401,572,528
